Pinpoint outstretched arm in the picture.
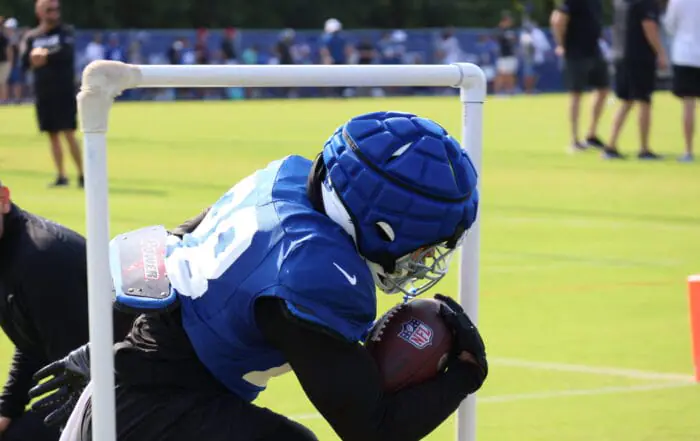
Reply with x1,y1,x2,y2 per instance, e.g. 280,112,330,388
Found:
256,296,487,441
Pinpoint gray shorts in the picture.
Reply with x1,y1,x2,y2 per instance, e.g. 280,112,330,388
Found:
564,56,610,92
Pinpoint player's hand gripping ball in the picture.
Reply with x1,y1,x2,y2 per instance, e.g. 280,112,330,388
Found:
365,297,454,392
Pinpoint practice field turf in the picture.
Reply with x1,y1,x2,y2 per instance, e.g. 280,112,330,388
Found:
0,92,698,440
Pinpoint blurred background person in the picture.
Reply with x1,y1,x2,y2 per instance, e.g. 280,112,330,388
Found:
4,18,24,104
82,33,103,69
475,34,499,93
104,32,125,62
604,0,667,160
664,0,700,162
319,18,350,97
221,27,238,64
21,0,83,188
551,0,610,152
275,29,297,98
0,17,12,103
519,19,552,94
494,12,519,95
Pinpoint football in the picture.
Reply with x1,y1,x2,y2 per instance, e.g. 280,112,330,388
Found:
365,298,454,393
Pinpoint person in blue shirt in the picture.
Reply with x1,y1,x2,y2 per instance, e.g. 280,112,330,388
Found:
30,111,488,441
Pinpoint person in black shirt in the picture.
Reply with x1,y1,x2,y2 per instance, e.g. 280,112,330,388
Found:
21,0,83,188
495,13,519,95
221,28,237,64
0,179,135,440
551,0,610,151
604,0,668,159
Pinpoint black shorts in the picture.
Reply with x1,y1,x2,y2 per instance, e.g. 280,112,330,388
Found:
672,65,700,98
79,384,318,441
614,60,656,103
35,92,77,133
564,56,610,92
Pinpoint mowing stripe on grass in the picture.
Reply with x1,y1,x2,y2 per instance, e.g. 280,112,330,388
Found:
491,358,696,383
289,382,694,421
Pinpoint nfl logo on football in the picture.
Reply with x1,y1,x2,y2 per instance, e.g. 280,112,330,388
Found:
398,318,433,349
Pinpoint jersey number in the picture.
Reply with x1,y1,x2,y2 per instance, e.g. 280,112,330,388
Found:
166,173,259,299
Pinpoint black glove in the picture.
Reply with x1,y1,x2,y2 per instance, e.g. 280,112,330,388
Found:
28,344,90,428
434,294,488,392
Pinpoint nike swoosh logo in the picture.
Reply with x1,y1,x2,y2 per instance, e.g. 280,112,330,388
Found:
333,262,357,286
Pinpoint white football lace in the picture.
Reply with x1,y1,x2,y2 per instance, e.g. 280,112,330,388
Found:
369,303,406,342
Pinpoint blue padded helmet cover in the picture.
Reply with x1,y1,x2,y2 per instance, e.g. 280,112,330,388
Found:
321,111,479,265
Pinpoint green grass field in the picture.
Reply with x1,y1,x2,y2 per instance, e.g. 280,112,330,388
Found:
0,92,699,440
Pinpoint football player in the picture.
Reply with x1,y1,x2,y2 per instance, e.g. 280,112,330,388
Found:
30,111,488,441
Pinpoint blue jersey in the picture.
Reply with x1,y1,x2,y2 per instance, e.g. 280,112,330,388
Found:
164,155,376,401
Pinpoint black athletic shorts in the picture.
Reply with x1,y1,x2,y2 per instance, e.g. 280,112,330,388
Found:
672,65,700,98
35,91,77,133
564,56,610,92
78,384,318,441
614,60,656,103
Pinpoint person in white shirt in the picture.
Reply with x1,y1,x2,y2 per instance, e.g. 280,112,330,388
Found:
664,0,700,162
83,33,104,68
519,19,552,93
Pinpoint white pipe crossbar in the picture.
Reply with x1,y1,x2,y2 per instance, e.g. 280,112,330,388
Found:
77,60,485,441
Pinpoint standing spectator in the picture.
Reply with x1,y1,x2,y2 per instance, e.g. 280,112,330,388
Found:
354,37,378,97
475,34,499,93
494,12,519,95
664,0,700,162
551,0,610,152
0,179,135,441
604,0,667,160
274,29,296,98
320,18,350,97
4,18,23,103
82,33,104,67
21,0,83,188
104,33,124,62
320,18,350,66
435,27,463,65
0,18,12,103
519,19,552,94
221,28,237,64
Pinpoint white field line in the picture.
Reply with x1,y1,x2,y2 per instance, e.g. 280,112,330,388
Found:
490,358,697,383
289,382,694,421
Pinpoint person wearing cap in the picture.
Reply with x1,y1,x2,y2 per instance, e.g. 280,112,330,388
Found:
0,180,135,440
320,18,351,97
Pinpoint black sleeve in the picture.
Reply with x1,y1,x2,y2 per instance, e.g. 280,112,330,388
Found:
168,206,211,238
557,0,574,14
20,34,33,72
640,0,660,22
255,297,478,441
46,26,75,64
0,348,43,418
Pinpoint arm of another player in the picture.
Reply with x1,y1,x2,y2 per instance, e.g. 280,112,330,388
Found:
256,297,487,441
640,0,669,69
550,0,572,56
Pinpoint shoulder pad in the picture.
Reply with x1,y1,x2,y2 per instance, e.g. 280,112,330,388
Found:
109,225,178,315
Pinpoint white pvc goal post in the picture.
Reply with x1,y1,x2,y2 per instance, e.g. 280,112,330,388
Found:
78,60,485,441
